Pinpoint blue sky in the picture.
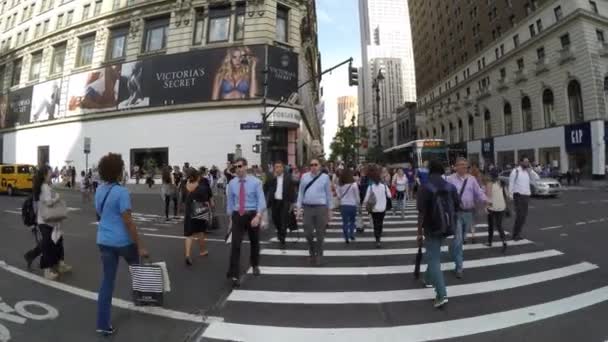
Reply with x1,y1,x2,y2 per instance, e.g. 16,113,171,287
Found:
316,0,361,153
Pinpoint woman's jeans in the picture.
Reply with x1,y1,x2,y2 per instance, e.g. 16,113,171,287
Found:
424,236,447,299
164,195,178,219
97,244,139,330
340,205,357,239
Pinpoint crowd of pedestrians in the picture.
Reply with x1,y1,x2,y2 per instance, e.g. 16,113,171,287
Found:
21,152,544,336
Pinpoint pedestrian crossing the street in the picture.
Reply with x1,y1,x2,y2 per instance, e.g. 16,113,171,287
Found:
202,200,608,342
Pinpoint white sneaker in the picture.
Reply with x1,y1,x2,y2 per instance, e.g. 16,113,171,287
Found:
44,269,59,280
434,297,448,308
58,262,72,274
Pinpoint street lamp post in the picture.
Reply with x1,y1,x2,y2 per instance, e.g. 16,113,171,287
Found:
372,70,385,149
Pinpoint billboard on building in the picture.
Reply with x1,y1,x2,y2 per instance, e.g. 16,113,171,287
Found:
30,79,62,123
142,45,265,106
7,86,33,127
267,46,299,100
117,61,149,110
66,65,121,116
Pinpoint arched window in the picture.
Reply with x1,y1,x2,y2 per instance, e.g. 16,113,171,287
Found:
522,96,532,132
504,102,513,135
432,127,437,137
542,89,555,127
449,122,455,143
441,124,446,140
468,115,474,140
405,120,410,139
484,109,492,138
426,129,430,138
458,119,464,142
568,80,584,123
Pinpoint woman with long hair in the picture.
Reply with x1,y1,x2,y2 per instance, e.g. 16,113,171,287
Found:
34,165,71,280
183,168,213,265
392,168,408,218
160,167,178,221
363,165,391,248
337,169,360,243
212,47,258,100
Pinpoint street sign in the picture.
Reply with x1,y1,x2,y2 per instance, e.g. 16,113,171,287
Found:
240,122,263,130
257,135,272,141
84,137,91,154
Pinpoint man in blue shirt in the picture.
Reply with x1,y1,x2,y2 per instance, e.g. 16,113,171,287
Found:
296,159,332,265
226,157,266,288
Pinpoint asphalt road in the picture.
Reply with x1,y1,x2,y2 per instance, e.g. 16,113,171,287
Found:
1,185,608,341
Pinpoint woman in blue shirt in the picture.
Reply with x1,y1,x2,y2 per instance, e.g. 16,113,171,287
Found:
94,153,148,336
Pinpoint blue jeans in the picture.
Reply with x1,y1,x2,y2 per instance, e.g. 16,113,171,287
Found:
449,211,473,272
424,236,447,299
340,205,357,239
97,244,139,330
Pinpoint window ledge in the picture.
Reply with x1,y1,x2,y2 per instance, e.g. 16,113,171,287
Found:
273,40,294,50
138,49,167,58
72,65,93,73
102,57,126,66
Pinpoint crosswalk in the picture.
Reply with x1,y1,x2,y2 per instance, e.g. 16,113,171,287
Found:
202,201,608,341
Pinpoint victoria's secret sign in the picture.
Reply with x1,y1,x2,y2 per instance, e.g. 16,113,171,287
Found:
156,68,206,89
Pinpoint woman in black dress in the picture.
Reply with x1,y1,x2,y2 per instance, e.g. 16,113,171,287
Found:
183,168,214,266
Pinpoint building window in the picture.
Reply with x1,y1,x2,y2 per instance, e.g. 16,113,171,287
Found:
50,43,66,74
537,47,545,61
543,88,555,127
43,19,50,34
234,3,245,41
554,6,563,21
449,122,456,143
0,65,5,92
143,17,169,52
56,13,64,29
590,1,598,14
504,102,513,135
34,23,41,38
29,51,42,81
468,115,474,140
522,96,532,132
94,0,102,16
276,4,289,42
108,26,128,60
11,58,22,86
193,9,204,45
529,24,536,37
500,67,506,79
458,119,464,142
560,33,571,49
208,6,230,43
536,19,543,32
76,34,95,67
513,34,519,47
597,29,605,43
500,44,504,56
66,10,73,25
517,58,524,70
568,80,584,123
484,109,492,138
82,4,91,20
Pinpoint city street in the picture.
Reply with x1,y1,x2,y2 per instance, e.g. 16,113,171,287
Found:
1,185,608,341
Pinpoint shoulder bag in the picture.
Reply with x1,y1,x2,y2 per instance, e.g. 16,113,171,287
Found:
96,184,117,222
40,189,68,223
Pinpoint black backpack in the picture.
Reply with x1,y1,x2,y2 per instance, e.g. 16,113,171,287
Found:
425,182,457,237
22,196,37,227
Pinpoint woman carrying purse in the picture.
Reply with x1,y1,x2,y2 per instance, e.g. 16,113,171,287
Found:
183,168,213,266
35,165,71,280
485,169,508,252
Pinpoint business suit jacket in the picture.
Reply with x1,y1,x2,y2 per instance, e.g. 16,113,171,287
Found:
265,173,296,228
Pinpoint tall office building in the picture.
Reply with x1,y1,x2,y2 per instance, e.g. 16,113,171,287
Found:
409,0,551,95
358,0,416,146
337,96,358,127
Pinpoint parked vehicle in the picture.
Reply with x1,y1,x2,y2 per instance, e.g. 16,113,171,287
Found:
498,170,562,197
0,164,35,196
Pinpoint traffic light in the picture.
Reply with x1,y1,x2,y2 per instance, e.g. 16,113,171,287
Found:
348,62,359,86
252,144,260,153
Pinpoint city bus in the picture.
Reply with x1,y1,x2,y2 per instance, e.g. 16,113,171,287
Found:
384,139,449,168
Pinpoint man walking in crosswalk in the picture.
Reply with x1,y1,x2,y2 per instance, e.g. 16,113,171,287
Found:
508,156,539,241
417,160,460,308
296,159,332,266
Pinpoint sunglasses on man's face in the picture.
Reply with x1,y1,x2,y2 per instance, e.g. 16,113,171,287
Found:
235,164,244,168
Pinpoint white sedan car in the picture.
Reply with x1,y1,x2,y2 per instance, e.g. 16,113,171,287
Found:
499,170,562,197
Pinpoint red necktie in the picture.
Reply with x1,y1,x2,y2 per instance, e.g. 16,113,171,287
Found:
238,180,246,215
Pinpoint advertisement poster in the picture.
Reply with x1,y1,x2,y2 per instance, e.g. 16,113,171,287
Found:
7,86,33,127
66,65,121,116
267,46,298,100
30,79,62,122
0,95,8,129
117,61,149,110
142,45,264,106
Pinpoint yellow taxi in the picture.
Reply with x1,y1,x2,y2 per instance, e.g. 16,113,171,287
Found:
0,164,35,196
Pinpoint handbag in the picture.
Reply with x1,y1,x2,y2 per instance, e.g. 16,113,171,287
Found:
40,199,68,223
191,200,211,222
384,185,393,212
130,262,165,306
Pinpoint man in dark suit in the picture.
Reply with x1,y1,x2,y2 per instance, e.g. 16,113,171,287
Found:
265,160,296,249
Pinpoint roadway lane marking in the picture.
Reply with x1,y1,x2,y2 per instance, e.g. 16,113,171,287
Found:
261,240,533,256
250,250,562,276
272,232,501,243
575,222,587,226
540,226,563,231
4,210,21,215
327,217,418,223
141,233,270,245
0,260,223,324
138,228,159,232
229,263,597,304
202,285,608,342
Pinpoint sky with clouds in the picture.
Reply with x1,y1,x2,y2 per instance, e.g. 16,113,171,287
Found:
316,0,361,154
